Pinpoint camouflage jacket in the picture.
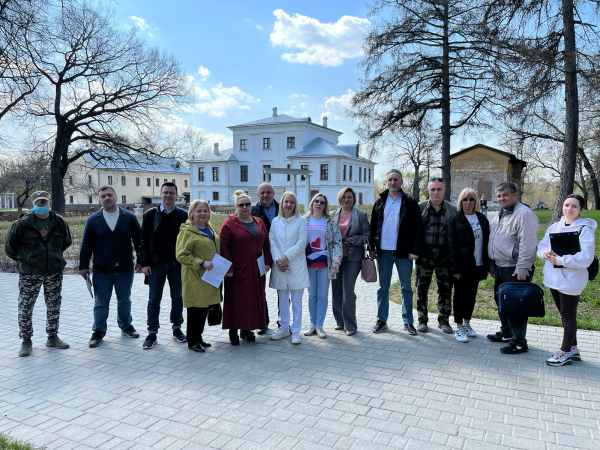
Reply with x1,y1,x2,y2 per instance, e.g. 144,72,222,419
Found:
4,211,72,275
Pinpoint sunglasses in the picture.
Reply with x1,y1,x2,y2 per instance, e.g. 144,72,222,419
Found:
429,177,444,183
237,202,251,208
462,198,475,202
313,200,326,205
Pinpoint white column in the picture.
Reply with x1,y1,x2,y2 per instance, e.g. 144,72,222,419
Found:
305,175,310,211
292,174,297,198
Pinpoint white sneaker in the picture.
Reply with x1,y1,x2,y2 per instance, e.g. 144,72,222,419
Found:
463,322,477,338
304,324,317,336
270,328,291,340
316,326,327,339
455,327,468,343
291,332,301,345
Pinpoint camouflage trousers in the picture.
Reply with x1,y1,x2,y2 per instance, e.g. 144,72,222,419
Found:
415,255,453,325
18,273,63,339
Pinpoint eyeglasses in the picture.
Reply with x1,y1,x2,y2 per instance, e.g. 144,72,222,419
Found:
313,200,326,205
237,202,251,208
161,192,177,196
462,198,475,202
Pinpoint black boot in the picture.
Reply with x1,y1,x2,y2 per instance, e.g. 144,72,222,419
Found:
229,329,240,346
240,330,255,342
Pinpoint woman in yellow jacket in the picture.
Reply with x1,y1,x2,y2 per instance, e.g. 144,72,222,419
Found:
176,199,221,353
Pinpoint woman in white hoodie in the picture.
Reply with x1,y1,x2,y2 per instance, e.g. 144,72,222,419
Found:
269,191,309,345
537,194,596,366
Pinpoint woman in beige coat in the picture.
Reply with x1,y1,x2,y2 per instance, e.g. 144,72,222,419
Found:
176,199,221,353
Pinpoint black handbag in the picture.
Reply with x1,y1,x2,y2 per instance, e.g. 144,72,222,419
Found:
498,282,545,318
207,303,222,326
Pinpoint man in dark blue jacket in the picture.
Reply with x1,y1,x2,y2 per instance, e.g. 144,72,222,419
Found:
79,185,142,348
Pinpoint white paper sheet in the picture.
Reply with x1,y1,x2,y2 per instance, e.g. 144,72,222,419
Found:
85,272,94,298
257,253,266,277
200,254,232,288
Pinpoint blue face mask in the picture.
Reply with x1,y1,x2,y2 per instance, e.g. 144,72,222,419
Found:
32,205,50,214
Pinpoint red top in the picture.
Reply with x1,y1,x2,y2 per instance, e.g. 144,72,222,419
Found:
339,214,350,257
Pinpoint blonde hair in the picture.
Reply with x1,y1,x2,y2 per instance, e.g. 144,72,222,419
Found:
337,186,356,207
307,193,331,218
188,199,212,225
457,188,480,213
232,189,252,205
278,191,300,218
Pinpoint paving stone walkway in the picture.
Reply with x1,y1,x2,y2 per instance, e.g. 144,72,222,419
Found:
0,272,598,450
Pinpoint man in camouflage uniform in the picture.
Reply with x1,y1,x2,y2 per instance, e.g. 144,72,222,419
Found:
416,178,457,334
5,191,72,357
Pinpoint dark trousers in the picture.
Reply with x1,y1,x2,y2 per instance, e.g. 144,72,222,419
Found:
453,266,486,324
493,264,534,347
186,307,208,348
550,289,579,352
147,261,184,333
331,258,361,332
416,253,453,325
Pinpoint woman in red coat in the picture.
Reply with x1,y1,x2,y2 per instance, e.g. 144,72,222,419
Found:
220,190,272,345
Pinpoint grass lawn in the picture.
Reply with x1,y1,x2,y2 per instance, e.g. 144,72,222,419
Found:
0,433,35,450
390,210,600,331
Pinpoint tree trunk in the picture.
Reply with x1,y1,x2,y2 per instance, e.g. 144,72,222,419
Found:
51,132,69,213
551,0,579,223
578,147,599,209
413,163,421,199
441,1,451,201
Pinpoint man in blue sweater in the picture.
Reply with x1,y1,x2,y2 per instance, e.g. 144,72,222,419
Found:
79,185,142,348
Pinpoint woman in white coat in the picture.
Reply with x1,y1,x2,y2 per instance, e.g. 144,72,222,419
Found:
269,191,309,344
537,194,596,366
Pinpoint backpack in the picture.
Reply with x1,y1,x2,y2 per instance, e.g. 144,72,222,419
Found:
578,226,598,281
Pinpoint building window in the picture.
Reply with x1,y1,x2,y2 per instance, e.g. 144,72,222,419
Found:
212,191,219,201
69,176,73,185
164,178,168,184
88,195,93,204
287,137,295,148
240,139,247,150
198,167,205,182
301,164,308,181
108,175,113,185
121,195,126,204
212,167,219,182
156,178,160,187
287,164,291,182
240,165,248,182
147,178,151,187
121,176,126,186
136,177,140,187
184,180,188,188
349,166,353,181
368,168,371,183
172,179,175,184
320,164,328,181
263,138,270,149
263,165,271,182
88,175,93,185
69,195,74,203
343,165,347,181
359,167,362,183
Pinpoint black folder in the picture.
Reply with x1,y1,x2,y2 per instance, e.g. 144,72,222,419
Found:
550,231,581,267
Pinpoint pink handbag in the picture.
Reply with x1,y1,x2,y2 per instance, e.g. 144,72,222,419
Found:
361,241,377,283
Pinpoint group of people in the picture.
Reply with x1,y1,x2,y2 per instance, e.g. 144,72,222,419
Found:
5,174,595,367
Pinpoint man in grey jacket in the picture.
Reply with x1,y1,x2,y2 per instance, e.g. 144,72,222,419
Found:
487,182,539,354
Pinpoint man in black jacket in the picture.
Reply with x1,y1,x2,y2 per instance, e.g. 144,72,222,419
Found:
251,182,279,334
138,182,189,349
79,185,142,348
369,170,422,335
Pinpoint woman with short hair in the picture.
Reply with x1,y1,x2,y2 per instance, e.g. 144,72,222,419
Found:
538,194,596,366
269,191,309,345
220,190,272,345
330,187,370,335
303,193,342,339
175,199,220,353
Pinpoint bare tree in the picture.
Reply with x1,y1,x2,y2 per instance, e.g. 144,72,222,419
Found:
0,152,51,211
160,125,210,162
351,0,497,200
18,1,193,212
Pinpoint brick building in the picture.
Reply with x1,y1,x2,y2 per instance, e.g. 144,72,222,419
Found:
450,143,526,208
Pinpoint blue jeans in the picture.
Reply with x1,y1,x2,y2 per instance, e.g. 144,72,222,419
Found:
376,250,414,324
92,266,134,334
307,267,330,327
147,261,184,334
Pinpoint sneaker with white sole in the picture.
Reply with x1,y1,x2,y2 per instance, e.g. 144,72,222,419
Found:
304,324,317,336
546,349,573,366
270,328,291,340
463,322,476,338
316,326,327,339
569,347,582,361
455,327,468,343
291,332,301,345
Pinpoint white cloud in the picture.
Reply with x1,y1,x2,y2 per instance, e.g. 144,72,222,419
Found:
206,132,233,150
270,9,370,67
190,81,260,118
322,89,355,120
256,25,263,31
147,32,155,38
197,65,211,82
129,16,149,31
289,93,308,99
267,85,273,89
283,109,295,115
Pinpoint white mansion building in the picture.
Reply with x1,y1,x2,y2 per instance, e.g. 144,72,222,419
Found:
188,108,377,206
